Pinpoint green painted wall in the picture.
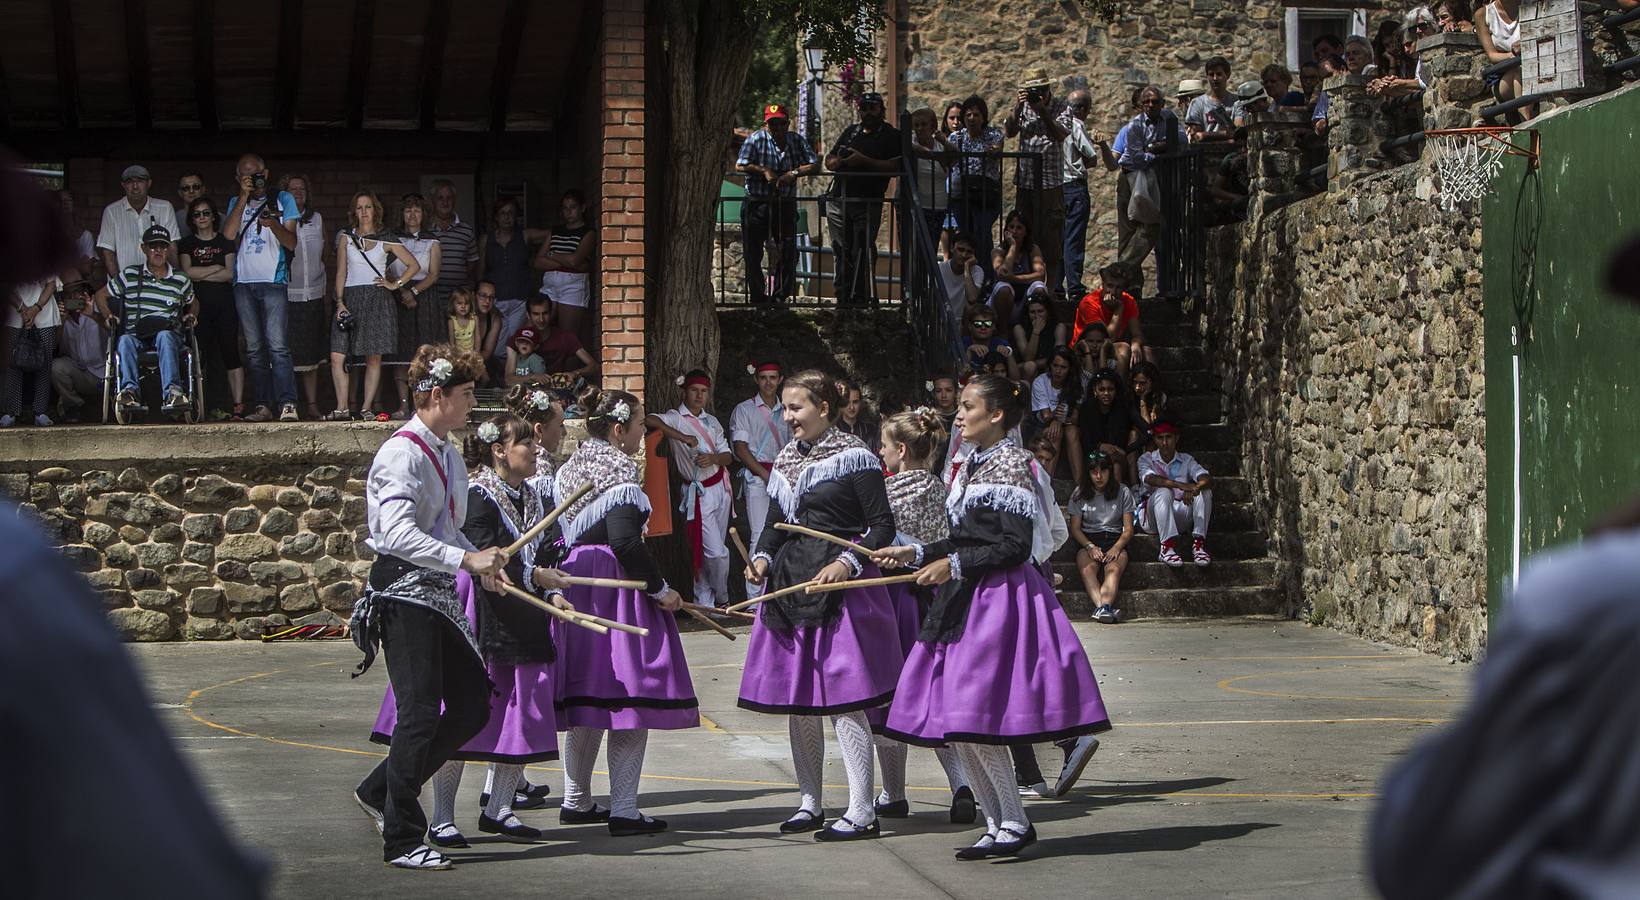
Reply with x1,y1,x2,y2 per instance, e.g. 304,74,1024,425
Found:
1482,84,1640,625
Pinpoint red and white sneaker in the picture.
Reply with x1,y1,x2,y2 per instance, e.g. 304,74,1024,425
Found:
1192,536,1212,567
1158,538,1184,568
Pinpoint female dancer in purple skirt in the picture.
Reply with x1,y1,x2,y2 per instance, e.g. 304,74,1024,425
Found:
551,387,697,837
876,375,1112,860
871,408,974,824
741,370,904,842
370,412,571,845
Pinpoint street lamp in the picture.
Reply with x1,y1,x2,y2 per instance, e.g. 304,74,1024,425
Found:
804,36,828,79
803,35,828,146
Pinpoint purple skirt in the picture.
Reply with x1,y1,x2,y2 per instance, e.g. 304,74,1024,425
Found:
866,584,923,730
883,563,1112,748
738,572,904,717
554,544,699,731
371,570,560,762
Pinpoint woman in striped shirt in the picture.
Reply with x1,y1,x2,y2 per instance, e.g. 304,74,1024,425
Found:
531,189,594,343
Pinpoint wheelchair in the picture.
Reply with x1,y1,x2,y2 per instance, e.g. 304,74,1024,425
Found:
100,304,205,425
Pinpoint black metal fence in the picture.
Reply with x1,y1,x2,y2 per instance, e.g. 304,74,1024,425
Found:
1151,149,1208,302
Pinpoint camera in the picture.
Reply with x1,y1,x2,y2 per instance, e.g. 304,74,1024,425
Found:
337,310,355,332
1021,78,1052,105
251,173,266,190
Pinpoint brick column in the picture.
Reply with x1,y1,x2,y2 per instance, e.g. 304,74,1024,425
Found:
599,0,647,401
1323,74,1384,193
1418,32,1488,132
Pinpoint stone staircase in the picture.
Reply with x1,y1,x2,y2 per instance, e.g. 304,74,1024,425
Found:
1048,297,1287,621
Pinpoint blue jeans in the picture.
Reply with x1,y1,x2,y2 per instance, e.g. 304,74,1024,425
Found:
1062,180,1091,297
234,282,296,408
117,330,183,394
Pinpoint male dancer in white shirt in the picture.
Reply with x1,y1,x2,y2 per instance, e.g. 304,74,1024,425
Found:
350,346,510,871
730,360,791,598
644,370,735,607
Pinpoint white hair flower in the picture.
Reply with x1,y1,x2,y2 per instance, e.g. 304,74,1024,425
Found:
924,380,934,392
609,399,632,423
746,364,757,375
477,421,501,443
429,358,453,383
674,375,686,387
529,390,552,411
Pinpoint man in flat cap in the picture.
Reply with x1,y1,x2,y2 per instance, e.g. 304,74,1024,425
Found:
97,164,179,274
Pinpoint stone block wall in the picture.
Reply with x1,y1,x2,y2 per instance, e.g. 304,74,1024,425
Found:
1202,162,1488,660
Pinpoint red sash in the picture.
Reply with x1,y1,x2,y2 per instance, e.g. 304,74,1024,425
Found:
394,430,456,527
686,468,727,573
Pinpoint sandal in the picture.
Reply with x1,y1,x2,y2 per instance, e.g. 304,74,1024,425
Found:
324,409,356,422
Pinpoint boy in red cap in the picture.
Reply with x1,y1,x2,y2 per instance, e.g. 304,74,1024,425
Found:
646,371,735,606
736,103,819,304
1136,420,1212,567
730,360,792,598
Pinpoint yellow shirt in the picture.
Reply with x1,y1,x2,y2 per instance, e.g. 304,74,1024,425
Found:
450,316,476,353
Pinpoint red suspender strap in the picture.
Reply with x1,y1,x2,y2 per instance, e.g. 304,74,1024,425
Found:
394,430,456,525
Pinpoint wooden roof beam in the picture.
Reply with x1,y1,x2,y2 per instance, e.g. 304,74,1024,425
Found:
417,0,452,131
272,0,303,130
126,0,152,129
345,0,376,130
488,0,528,133
194,0,218,130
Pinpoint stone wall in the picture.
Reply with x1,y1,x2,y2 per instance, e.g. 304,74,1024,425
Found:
1202,162,1488,660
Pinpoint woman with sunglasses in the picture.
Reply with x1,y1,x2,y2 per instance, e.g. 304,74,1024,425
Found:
1070,450,1135,624
178,197,247,419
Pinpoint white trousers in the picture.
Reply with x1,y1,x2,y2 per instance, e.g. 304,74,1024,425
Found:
692,482,732,607
1144,488,1212,543
743,475,771,598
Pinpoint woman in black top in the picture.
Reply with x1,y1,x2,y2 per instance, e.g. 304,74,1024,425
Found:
178,197,246,418
479,199,549,309
1077,368,1148,484
532,190,594,343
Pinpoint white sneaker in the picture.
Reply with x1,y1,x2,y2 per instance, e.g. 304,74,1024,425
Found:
1018,780,1052,799
386,845,452,870
354,790,385,835
1053,736,1100,797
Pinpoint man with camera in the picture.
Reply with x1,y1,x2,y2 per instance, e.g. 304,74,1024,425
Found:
49,280,108,422
92,225,198,418
1005,72,1069,302
222,153,301,422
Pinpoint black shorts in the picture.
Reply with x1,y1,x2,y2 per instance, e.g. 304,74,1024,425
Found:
1083,532,1121,552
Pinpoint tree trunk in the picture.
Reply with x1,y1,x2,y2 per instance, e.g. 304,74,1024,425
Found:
648,0,759,415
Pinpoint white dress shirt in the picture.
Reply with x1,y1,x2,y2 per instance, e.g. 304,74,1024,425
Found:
657,405,729,484
97,197,180,272
365,414,476,572
729,393,791,480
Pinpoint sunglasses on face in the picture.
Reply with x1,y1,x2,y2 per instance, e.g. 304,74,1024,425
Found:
192,210,213,218
972,320,994,327
181,183,203,192
144,243,169,251
1087,451,1110,462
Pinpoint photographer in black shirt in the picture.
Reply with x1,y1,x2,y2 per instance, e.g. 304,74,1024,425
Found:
824,92,901,309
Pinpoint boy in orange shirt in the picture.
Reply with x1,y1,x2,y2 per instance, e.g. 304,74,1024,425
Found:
1071,264,1152,377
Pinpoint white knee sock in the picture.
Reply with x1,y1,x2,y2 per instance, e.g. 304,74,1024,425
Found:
606,728,650,820
874,736,908,804
935,746,968,795
788,715,825,815
954,744,1000,841
562,726,606,812
966,743,1029,834
832,711,876,825
430,760,463,829
485,764,523,821
483,765,496,798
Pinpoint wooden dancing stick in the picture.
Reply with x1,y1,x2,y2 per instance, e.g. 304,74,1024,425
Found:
682,606,737,640
773,522,865,554
565,608,650,637
724,579,821,613
503,481,593,556
803,572,927,593
728,527,753,565
561,575,647,590
498,583,609,635
683,602,755,621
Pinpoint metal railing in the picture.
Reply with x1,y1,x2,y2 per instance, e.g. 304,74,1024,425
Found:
1151,149,1208,301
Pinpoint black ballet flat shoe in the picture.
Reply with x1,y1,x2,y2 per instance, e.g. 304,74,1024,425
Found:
986,824,1038,858
478,813,542,841
874,798,911,818
427,826,469,849
955,836,997,862
520,782,552,800
608,814,667,837
559,803,612,825
814,816,880,842
778,810,826,834
511,793,548,811
949,786,977,824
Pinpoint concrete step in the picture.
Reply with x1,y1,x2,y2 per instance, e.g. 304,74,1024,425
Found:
1057,584,1286,620
1121,530,1268,560
1158,393,1221,424
1053,557,1278,590
1137,297,1190,324
1188,449,1242,475
1176,421,1238,451
1139,322,1205,348
1156,369,1214,395
1153,345,1206,371
1056,502,1261,541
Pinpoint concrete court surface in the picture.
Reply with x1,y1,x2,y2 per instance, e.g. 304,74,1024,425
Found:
135,617,1471,899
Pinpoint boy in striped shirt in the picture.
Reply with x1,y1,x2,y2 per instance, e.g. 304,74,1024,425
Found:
94,225,198,415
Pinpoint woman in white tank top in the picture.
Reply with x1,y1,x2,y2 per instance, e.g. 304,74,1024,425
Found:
1477,0,1529,120
328,190,420,420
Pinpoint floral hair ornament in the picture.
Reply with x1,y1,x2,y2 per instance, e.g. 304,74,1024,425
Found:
477,421,501,444
924,380,934,392
528,390,553,411
675,375,686,387
608,400,632,423
415,357,454,393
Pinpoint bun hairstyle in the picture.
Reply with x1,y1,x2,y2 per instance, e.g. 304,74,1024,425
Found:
783,369,843,422
579,385,640,440
462,412,531,468
966,373,1026,431
883,407,947,468
504,383,561,426
409,343,484,407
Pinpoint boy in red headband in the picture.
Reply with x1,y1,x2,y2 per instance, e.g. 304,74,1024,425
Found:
646,370,735,606
730,360,792,598
1136,420,1213,567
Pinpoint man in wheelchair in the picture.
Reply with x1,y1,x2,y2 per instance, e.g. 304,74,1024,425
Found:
93,225,199,417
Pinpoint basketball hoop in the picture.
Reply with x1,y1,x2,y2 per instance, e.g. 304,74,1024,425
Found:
1424,127,1540,211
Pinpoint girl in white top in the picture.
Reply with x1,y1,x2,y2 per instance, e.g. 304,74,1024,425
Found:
330,191,419,421
282,174,329,418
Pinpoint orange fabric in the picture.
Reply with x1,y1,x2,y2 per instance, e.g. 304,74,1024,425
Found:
642,430,674,537
1071,289,1140,344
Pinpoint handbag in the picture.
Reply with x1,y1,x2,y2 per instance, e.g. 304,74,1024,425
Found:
1127,168,1163,225
10,325,49,373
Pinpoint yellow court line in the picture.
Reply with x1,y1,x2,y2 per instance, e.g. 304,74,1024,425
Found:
180,665,1386,801
1097,654,1412,663
1119,716,1450,727
1216,668,1465,704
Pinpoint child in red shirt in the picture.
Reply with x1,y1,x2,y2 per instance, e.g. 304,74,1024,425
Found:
1071,264,1152,376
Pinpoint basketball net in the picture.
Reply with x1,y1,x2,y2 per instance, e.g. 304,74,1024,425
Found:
1429,132,1506,211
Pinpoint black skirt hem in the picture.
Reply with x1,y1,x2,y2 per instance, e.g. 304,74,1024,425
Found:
878,718,1113,750
368,732,560,764
736,689,896,718
555,695,700,711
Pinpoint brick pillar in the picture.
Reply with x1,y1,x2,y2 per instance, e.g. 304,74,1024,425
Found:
1418,32,1488,132
1323,74,1384,193
599,0,647,401
1245,111,1309,220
